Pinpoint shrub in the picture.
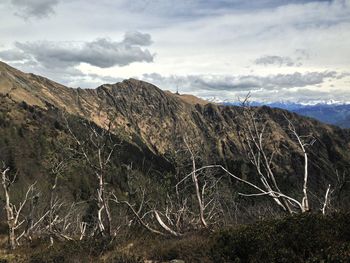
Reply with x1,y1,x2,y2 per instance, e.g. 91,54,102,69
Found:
210,213,350,262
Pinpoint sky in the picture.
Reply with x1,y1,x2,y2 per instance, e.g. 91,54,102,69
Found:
0,0,349,103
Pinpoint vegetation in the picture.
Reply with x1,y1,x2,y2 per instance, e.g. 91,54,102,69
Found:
0,213,348,262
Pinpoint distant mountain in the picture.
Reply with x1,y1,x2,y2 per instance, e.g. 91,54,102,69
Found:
225,101,350,128
294,104,350,128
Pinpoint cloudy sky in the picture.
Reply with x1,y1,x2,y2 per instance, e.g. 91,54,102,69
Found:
0,0,349,103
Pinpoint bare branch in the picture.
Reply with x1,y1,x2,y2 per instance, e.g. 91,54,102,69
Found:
322,184,332,215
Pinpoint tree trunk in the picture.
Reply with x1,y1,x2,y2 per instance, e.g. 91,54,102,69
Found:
8,223,16,250
97,172,112,237
2,168,16,250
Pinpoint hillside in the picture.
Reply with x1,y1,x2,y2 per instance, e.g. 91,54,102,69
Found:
0,60,349,225
1,61,349,171
1,61,350,192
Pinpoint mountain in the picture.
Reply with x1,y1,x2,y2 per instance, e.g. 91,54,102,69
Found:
1,60,350,213
293,104,350,128
225,100,350,128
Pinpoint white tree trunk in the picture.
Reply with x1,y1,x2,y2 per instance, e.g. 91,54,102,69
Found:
1,168,16,249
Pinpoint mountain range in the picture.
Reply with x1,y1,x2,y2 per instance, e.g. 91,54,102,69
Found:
225,101,350,128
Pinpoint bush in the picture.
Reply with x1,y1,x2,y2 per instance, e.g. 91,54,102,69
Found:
5,213,350,262
210,213,350,262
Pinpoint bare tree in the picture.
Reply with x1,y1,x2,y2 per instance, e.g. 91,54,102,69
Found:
322,184,332,215
233,99,321,214
110,192,182,237
47,159,64,245
173,99,332,216
1,165,37,249
331,170,349,211
286,117,316,212
183,138,208,228
171,137,227,229
65,115,117,238
43,157,83,245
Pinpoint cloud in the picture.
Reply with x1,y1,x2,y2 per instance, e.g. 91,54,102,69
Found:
11,0,59,18
0,32,155,69
123,0,333,18
255,55,299,67
0,49,30,61
142,71,339,93
259,71,337,89
123,31,153,46
142,70,349,103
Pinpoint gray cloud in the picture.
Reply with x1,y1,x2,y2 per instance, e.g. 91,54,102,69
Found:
123,31,153,46
255,55,299,67
0,32,155,69
11,0,59,18
143,71,339,93
123,0,333,18
260,71,337,88
142,70,348,103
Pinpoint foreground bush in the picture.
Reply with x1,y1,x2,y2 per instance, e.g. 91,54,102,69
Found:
1,212,349,262
211,212,350,262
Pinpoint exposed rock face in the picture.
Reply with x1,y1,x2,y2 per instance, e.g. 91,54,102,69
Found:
0,61,350,192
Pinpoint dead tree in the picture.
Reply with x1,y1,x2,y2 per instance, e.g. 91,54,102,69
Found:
65,115,117,238
173,137,224,229
231,97,323,214
329,170,349,211
44,157,78,245
1,165,36,249
1,162,76,248
183,138,208,228
322,184,332,215
44,201,85,242
179,100,331,215
110,166,189,236
110,192,182,237
48,160,63,245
